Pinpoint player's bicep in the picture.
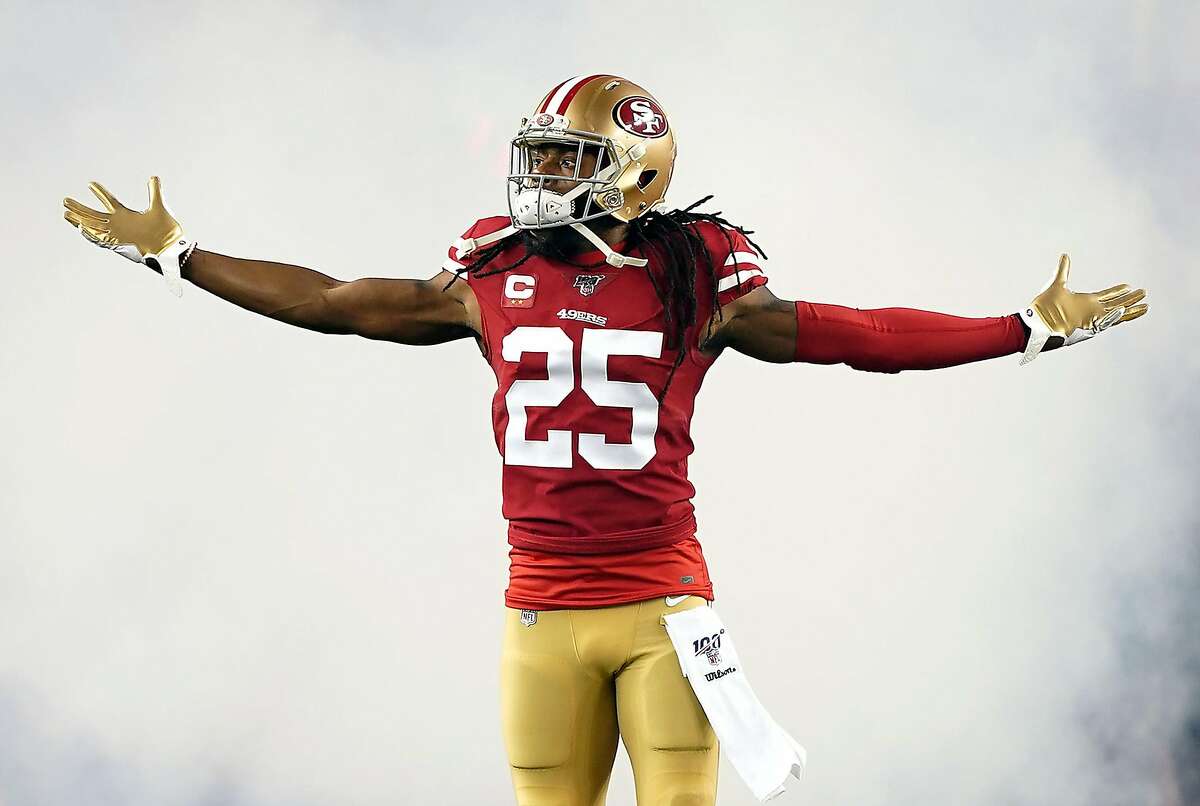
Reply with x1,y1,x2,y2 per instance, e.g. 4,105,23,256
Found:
703,285,797,363
318,275,476,345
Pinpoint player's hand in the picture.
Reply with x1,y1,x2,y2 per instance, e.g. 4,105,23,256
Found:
62,176,195,296
1018,254,1147,365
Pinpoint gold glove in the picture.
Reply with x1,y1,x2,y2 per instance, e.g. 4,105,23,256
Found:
63,176,195,296
1018,254,1147,364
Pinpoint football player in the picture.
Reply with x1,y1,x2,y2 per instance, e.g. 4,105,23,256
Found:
63,74,1147,805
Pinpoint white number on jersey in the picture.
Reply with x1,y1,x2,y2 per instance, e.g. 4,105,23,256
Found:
501,326,663,470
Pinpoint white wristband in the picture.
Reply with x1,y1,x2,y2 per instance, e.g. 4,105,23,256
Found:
1018,306,1052,365
152,238,196,297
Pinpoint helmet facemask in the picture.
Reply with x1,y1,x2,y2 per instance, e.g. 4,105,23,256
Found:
507,123,627,230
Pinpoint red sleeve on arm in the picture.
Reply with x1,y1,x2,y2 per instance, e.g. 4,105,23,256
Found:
793,302,1028,373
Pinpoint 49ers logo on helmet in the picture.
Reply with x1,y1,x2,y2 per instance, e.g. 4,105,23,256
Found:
613,97,668,138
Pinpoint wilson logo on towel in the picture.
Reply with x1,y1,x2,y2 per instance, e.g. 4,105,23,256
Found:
704,666,738,682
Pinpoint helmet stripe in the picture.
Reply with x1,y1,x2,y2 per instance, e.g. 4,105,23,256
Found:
553,73,609,115
540,74,608,116
537,78,572,113
541,75,590,114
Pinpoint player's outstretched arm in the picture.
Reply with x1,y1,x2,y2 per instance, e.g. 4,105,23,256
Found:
63,177,477,345
182,252,476,344
702,255,1147,372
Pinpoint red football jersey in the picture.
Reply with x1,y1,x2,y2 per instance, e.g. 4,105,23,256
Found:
443,216,768,608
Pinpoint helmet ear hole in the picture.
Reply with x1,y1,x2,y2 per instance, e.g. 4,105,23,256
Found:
636,169,658,190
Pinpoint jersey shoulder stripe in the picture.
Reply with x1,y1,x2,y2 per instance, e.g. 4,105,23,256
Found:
687,221,769,306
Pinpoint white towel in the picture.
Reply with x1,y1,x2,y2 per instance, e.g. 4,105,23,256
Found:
663,605,806,802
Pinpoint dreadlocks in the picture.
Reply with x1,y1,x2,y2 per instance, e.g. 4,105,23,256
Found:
443,197,766,403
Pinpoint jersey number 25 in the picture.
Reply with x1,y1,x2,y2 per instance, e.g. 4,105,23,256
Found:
502,325,662,471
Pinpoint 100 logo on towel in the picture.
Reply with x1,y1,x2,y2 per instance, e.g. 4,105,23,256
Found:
692,629,725,665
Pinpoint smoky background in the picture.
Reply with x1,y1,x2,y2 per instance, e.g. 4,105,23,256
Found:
1,0,1196,804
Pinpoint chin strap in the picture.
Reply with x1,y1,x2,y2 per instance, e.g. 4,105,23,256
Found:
452,225,517,263
569,221,647,268
456,154,647,269
567,155,649,267
453,220,647,271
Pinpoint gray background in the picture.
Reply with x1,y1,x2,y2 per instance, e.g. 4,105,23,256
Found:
2,1,1197,804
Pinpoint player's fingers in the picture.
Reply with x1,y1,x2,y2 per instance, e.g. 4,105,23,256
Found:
1093,307,1124,331
87,181,122,213
64,209,110,234
1103,288,1145,310
69,216,107,243
63,197,110,222
82,217,110,236
1053,253,1071,286
146,175,163,207
1117,304,1148,324
1093,283,1130,301
1096,283,1135,302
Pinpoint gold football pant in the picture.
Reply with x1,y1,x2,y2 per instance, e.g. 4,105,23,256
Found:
501,596,719,806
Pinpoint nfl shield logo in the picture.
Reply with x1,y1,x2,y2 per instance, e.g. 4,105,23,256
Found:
573,274,603,296
520,610,538,627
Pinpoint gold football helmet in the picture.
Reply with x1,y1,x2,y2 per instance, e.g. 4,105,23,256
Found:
508,74,677,229
452,76,677,269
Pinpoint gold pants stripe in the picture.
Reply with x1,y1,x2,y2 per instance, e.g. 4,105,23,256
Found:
501,596,719,806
